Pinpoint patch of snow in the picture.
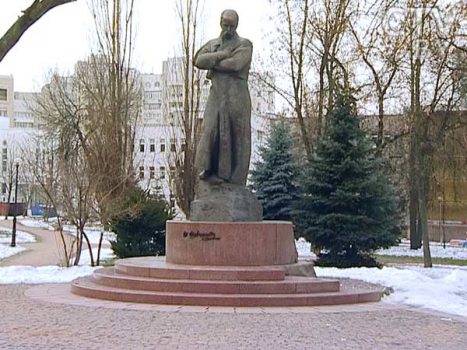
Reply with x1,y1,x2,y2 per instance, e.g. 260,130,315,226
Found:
296,238,467,260
19,218,55,230
316,265,467,317
78,248,115,266
295,238,318,259
377,243,467,260
19,218,116,245
0,229,36,244
64,226,116,245
0,247,114,284
0,265,97,284
0,244,27,260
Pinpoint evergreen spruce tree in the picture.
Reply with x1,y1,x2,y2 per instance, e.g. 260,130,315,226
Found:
110,188,174,258
296,93,401,267
250,121,300,222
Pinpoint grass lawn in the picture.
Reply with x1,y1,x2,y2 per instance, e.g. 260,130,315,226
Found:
377,255,467,266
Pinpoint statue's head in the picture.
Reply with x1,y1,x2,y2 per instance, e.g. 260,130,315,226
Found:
220,9,239,40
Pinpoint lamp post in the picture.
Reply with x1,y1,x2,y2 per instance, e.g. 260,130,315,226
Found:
438,196,446,249
10,160,19,247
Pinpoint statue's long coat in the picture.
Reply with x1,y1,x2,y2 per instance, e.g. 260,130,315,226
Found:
194,34,253,185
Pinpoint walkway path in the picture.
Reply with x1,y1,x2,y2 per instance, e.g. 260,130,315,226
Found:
0,283,465,349
0,219,65,266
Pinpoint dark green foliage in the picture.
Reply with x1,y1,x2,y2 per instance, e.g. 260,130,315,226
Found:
250,121,300,222
296,94,401,267
110,188,174,258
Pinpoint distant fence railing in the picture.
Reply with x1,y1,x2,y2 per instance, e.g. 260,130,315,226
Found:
0,202,27,216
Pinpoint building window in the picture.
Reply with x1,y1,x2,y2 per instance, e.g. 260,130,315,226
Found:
2,148,7,172
170,138,176,152
0,89,7,101
139,139,145,152
169,166,176,178
160,138,166,152
159,166,166,179
149,166,155,179
139,166,144,179
149,139,155,152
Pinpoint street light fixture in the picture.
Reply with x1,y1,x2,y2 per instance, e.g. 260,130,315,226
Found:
10,159,20,247
438,196,446,249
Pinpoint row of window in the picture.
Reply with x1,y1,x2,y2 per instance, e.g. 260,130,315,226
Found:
139,165,175,180
138,138,185,153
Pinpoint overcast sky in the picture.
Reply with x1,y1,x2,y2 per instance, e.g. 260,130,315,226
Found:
0,0,273,92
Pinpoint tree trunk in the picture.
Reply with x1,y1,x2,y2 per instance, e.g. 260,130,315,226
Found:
409,130,421,249
0,0,76,62
82,229,95,267
418,162,432,267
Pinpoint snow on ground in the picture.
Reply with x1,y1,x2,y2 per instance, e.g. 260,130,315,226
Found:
0,229,36,244
0,248,115,284
19,218,116,245
78,248,115,266
63,226,116,245
296,238,467,260
18,218,56,230
0,245,27,260
316,265,467,317
0,265,97,284
0,228,36,260
377,241,467,260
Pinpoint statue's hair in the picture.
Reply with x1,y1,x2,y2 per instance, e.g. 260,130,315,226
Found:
221,9,239,26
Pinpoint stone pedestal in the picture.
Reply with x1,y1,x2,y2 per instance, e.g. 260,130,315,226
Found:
71,220,383,306
190,181,263,222
166,220,298,266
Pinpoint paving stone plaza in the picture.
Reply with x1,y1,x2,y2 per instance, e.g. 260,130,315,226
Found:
0,283,465,349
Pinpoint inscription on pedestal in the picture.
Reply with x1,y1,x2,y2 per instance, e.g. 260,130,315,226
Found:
183,230,221,241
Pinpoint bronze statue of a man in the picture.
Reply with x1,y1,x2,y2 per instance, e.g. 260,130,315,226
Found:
194,9,253,186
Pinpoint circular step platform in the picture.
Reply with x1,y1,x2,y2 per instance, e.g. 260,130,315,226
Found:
71,257,382,307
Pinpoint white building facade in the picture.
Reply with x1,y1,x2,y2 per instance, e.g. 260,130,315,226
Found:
0,59,275,211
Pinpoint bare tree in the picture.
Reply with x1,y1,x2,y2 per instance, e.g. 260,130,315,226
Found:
404,0,466,266
259,0,355,158
0,0,76,62
308,0,354,136
257,0,313,158
350,0,406,153
163,0,204,217
29,0,141,266
21,136,77,267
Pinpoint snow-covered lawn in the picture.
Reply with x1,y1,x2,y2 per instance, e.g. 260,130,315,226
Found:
0,245,27,260
0,229,36,260
0,229,36,244
377,241,467,260
19,218,116,245
296,237,467,260
317,265,467,318
0,265,97,284
0,248,114,284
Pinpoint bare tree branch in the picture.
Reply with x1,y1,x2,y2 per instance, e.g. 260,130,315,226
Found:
0,0,76,62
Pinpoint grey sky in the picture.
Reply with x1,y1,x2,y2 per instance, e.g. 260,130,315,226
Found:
0,0,272,92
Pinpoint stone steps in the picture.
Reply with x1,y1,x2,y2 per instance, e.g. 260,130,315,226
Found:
71,277,381,307
114,257,287,281
92,268,340,294
70,257,383,307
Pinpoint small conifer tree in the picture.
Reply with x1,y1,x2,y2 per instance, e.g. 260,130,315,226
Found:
250,121,300,222
296,93,401,267
110,188,174,258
